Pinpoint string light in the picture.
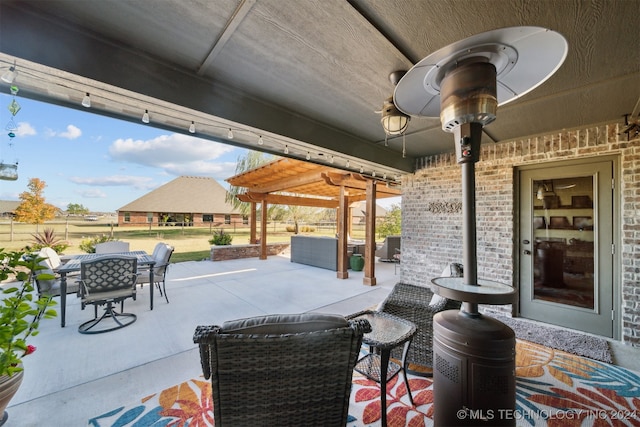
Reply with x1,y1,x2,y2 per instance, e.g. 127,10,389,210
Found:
1,64,17,84
1,60,405,188
81,93,91,108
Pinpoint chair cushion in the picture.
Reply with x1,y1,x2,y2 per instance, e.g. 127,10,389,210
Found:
221,313,348,335
36,260,57,293
39,247,62,270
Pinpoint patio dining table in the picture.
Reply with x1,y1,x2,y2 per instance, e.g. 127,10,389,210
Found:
56,251,156,327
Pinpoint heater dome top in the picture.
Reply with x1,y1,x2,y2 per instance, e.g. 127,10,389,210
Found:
394,26,568,118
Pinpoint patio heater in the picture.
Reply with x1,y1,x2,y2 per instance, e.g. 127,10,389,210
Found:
394,27,567,426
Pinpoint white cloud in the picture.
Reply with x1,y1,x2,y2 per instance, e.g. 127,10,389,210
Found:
15,122,36,137
76,188,108,198
69,175,156,191
108,133,236,179
43,124,82,139
59,124,82,139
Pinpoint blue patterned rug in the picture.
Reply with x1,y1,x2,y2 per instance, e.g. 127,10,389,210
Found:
89,340,640,426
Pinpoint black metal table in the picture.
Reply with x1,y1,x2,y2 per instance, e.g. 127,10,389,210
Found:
56,251,155,327
349,310,417,427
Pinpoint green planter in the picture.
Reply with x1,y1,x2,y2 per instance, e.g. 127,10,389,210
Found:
350,254,364,271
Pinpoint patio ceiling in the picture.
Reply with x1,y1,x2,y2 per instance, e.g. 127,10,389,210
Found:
0,1,638,180
226,158,401,208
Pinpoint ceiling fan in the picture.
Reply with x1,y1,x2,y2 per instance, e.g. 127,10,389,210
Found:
375,71,410,157
620,96,640,140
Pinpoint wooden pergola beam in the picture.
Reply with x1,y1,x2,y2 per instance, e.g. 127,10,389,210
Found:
238,192,338,208
322,172,401,197
246,169,326,194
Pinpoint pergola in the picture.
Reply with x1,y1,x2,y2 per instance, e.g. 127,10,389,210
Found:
226,158,401,285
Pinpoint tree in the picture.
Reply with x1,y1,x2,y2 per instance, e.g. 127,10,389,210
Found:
377,203,401,238
66,203,90,216
14,178,58,231
225,151,276,215
283,205,322,234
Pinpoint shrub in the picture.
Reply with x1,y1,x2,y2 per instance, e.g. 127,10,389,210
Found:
25,228,69,254
209,229,233,246
286,226,296,232
79,234,117,253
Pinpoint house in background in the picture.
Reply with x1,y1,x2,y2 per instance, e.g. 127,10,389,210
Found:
350,200,389,225
0,200,20,218
116,176,244,227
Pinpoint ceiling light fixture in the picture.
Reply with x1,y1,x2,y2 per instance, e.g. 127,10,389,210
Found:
227,129,234,139
189,121,196,133
359,166,364,173
284,145,289,154
81,93,91,108
329,155,334,164
142,110,150,123
346,159,350,168
306,152,311,160
1,63,17,84
258,135,264,145
380,71,410,157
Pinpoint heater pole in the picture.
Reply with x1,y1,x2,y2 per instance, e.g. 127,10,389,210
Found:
461,160,478,313
454,122,483,315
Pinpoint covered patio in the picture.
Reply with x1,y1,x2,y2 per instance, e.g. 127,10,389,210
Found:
8,255,399,425
5,256,639,426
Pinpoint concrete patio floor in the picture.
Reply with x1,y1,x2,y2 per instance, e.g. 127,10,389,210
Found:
8,254,398,426
6,253,640,426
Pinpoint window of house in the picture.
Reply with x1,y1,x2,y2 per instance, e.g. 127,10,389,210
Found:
147,212,153,223
224,215,231,224
242,215,249,225
203,214,213,222
124,212,130,222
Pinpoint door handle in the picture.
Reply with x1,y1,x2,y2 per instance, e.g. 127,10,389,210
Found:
523,250,531,255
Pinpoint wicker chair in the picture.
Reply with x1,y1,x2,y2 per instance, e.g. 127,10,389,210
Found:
377,263,463,374
193,313,371,427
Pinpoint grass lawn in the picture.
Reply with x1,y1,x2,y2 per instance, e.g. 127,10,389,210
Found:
0,218,362,263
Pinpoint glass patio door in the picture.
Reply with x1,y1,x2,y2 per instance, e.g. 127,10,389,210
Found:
518,160,614,337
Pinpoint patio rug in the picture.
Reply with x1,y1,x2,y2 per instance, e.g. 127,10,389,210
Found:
491,314,613,363
89,340,640,427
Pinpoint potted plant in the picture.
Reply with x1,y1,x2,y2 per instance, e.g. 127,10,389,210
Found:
0,249,57,420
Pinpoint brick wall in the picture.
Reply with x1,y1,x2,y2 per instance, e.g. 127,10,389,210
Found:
400,122,640,346
210,243,290,261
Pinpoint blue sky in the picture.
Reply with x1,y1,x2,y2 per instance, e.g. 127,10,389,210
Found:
0,94,399,213
0,94,247,213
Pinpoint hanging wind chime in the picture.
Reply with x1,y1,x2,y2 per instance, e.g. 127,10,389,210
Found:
1,83,20,181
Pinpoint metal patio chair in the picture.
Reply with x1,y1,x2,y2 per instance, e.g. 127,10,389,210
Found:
78,255,138,334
